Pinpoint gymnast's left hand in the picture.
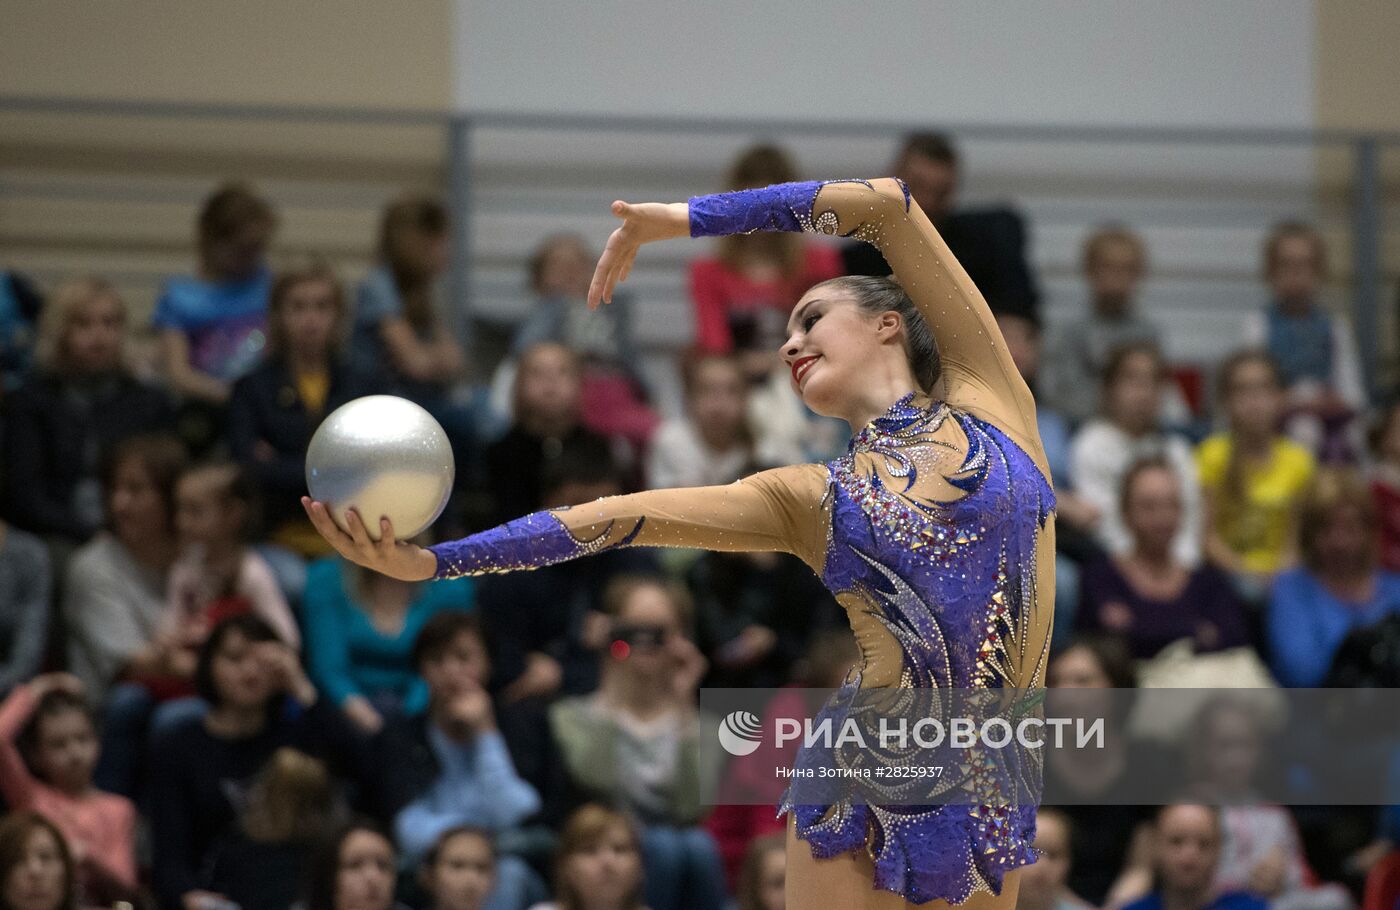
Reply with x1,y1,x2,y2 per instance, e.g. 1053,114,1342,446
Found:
588,199,689,308
301,497,437,582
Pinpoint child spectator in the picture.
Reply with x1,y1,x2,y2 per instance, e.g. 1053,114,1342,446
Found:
229,263,379,560
1070,342,1202,567
204,747,344,910
148,615,366,910
1267,470,1400,687
1368,404,1400,572
0,675,137,904
549,577,726,910
1198,352,1315,596
485,343,616,527
1076,457,1249,659
1183,697,1353,910
155,182,277,406
736,833,785,910
1242,222,1366,462
0,812,77,910
528,804,648,910
1120,805,1268,910
1043,225,1163,427
304,821,408,910
647,353,752,490
375,612,543,910
0,522,49,697
167,462,300,663
419,827,498,910
1015,808,1092,910
303,558,475,734
3,277,174,544
507,233,657,453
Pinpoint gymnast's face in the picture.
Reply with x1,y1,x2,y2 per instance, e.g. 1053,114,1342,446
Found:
783,291,900,420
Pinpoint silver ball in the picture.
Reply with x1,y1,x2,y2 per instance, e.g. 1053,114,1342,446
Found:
305,395,454,541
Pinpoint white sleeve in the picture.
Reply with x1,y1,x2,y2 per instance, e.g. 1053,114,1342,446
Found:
1330,315,1368,411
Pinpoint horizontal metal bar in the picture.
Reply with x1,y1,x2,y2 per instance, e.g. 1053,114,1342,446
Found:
6,96,1400,148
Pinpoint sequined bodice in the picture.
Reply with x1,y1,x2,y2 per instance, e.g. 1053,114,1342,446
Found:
818,393,1055,692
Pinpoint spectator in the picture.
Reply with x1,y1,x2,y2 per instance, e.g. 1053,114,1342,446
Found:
841,131,1040,319
155,182,276,411
1070,342,1202,567
1242,222,1366,463
478,441,657,706
375,611,543,910
548,576,726,910
736,833,785,910
303,557,475,734
647,353,752,490
1368,403,1400,572
65,435,186,700
689,145,842,354
1120,805,1268,910
528,804,648,910
229,263,379,560
304,821,407,910
0,270,42,394
165,462,299,666
204,747,344,910
419,827,498,910
484,343,614,527
0,522,48,697
507,233,657,453
0,675,137,904
1266,470,1400,688
1042,226,1161,426
3,277,174,544
0,812,77,910
1045,635,1164,907
148,615,366,910
1076,457,1249,659
1182,697,1353,910
1015,808,1091,910
1198,352,1315,596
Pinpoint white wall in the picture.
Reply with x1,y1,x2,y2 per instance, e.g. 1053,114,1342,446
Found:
454,0,1313,128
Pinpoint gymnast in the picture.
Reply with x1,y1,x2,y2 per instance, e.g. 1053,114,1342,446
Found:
304,176,1056,909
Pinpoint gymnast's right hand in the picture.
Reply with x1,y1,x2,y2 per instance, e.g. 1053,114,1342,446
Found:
301,497,437,582
588,200,689,308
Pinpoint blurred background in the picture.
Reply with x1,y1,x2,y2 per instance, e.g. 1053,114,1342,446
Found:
1,3,1400,910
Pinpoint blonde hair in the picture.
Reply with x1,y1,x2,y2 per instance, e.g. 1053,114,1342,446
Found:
1297,469,1378,574
241,748,341,844
553,805,645,910
34,276,126,372
600,574,694,631
1082,224,1147,274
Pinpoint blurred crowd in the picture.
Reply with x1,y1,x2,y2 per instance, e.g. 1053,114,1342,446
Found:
0,131,1398,910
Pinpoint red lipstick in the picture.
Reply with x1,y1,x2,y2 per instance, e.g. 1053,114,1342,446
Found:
791,355,818,385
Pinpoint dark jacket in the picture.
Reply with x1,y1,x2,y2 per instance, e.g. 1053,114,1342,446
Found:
2,371,175,540
842,206,1040,319
227,356,381,531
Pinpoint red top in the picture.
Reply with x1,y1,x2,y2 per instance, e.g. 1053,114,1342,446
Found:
1373,478,1400,572
688,244,844,351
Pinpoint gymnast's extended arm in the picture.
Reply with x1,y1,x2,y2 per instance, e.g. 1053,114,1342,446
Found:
301,463,829,582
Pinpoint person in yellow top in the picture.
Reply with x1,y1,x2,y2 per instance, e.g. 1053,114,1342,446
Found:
1196,351,1315,588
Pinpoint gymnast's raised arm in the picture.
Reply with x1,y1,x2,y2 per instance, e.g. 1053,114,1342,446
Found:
301,462,829,582
590,178,1042,462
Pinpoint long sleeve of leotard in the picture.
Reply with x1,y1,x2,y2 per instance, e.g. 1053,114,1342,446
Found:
688,178,1042,460
430,463,829,580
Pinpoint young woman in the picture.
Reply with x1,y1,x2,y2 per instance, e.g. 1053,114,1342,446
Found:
0,813,77,910
303,821,407,910
307,176,1056,909
529,805,649,910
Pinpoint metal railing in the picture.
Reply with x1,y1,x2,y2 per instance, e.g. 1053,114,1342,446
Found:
2,96,1397,395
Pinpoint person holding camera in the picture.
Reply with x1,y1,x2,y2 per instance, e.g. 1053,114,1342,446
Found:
547,575,726,910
